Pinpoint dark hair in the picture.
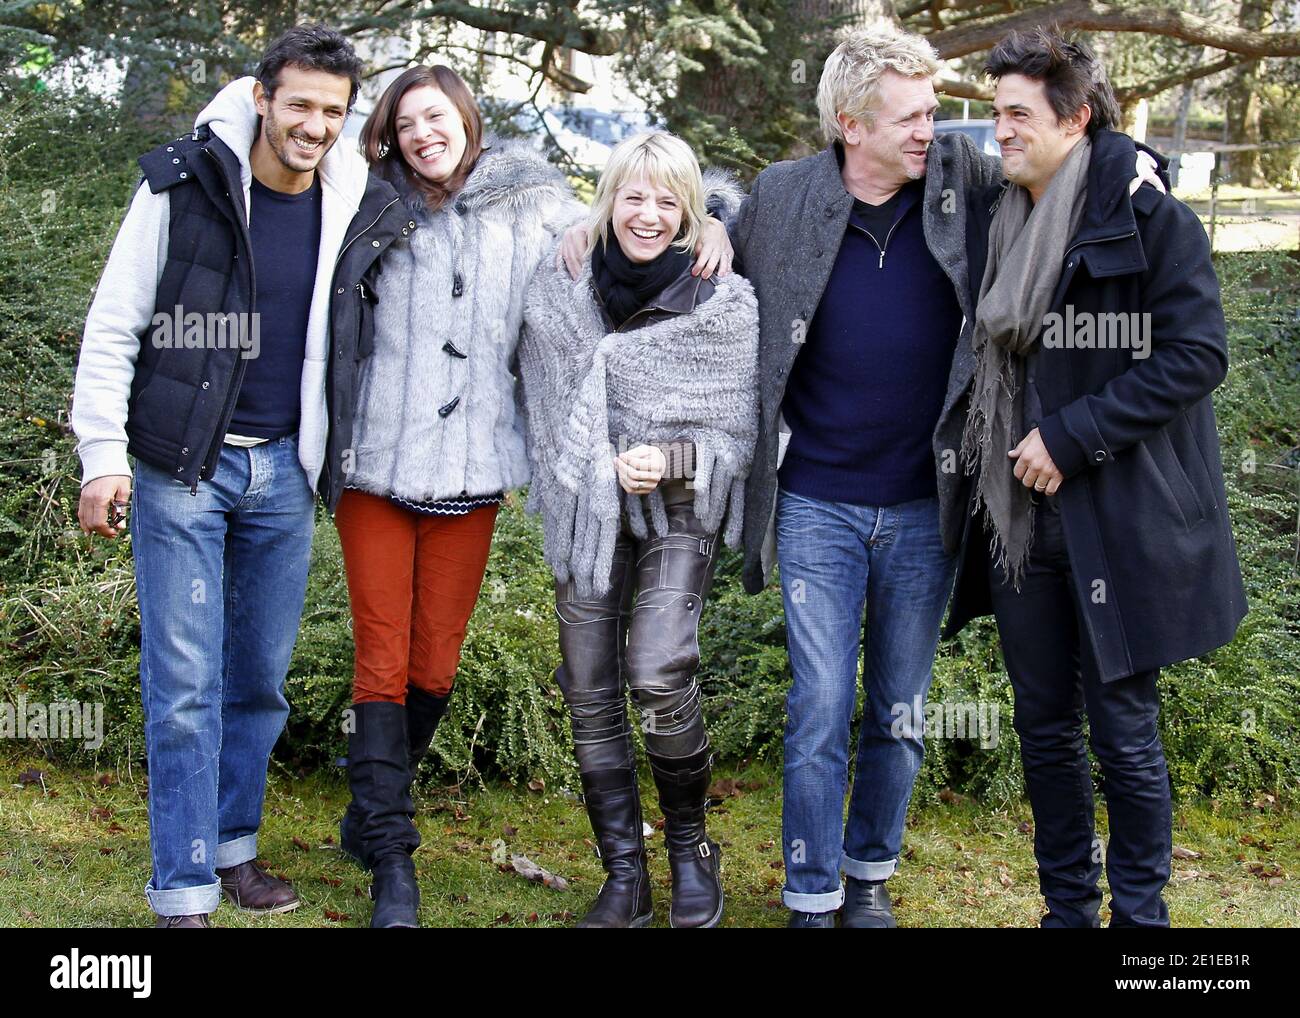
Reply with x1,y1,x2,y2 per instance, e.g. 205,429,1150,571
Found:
360,65,485,214
984,27,1119,136
256,24,364,112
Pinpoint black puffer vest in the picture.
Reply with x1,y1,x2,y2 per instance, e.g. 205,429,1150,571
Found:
129,127,413,501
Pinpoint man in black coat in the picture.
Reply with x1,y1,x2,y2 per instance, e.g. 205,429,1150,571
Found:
948,29,1247,927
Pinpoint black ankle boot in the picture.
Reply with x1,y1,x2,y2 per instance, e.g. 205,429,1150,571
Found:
577,767,652,928
406,686,451,771
346,701,421,927
370,854,419,928
648,748,723,928
341,689,449,870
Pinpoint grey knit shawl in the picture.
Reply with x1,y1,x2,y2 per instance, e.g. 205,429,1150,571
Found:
519,256,760,598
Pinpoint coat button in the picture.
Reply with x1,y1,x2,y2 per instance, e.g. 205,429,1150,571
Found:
824,206,833,217
408,221,415,229
179,172,188,179
166,146,174,152
371,239,380,248
1094,450,1106,462
438,396,461,418
337,287,345,294
181,446,189,455
401,229,409,236
172,157,180,164
201,381,209,390
814,250,823,258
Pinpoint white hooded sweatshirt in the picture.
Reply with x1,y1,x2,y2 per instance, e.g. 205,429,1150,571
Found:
71,76,371,492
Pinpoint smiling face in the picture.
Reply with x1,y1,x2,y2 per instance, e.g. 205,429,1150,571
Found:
993,73,1090,201
845,69,937,187
611,175,683,263
395,84,467,185
253,65,350,176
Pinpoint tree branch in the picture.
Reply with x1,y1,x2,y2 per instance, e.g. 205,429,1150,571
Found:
1113,54,1252,104
926,0,1300,59
367,0,622,56
935,75,993,100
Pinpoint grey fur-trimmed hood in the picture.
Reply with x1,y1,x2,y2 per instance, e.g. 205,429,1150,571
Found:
700,166,745,222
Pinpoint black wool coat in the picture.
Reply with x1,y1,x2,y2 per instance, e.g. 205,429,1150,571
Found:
947,130,1247,682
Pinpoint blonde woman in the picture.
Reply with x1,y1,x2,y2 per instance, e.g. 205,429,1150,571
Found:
519,132,759,928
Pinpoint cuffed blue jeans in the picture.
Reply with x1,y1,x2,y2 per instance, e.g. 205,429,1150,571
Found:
776,488,956,913
131,436,314,917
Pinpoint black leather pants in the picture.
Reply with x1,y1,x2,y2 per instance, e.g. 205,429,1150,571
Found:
555,479,720,771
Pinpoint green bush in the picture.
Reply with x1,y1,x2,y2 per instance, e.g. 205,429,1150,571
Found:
1,86,1297,802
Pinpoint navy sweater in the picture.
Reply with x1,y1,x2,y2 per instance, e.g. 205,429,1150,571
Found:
778,178,962,507
230,175,321,438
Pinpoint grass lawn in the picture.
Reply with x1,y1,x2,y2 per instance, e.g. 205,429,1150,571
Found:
1,748,1296,928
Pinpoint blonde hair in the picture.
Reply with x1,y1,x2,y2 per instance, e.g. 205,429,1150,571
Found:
587,131,707,258
816,25,941,144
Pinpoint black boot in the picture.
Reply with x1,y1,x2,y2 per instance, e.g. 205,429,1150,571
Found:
406,686,451,771
346,701,421,927
577,766,653,928
341,688,449,869
841,876,896,928
648,748,723,928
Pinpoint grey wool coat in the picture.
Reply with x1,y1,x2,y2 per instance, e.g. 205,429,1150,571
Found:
730,133,1002,594
347,139,583,503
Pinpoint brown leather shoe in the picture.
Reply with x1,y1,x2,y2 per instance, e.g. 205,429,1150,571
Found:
155,913,212,928
216,860,301,914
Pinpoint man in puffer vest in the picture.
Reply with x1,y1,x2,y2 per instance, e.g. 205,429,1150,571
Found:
71,24,413,927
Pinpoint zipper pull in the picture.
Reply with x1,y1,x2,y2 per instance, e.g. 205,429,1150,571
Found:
879,249,885,269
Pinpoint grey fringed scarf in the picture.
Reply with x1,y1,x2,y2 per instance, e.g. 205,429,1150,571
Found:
519,255,759,598
962,135,1091,587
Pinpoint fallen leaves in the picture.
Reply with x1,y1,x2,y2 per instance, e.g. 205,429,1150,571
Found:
509,854,571,891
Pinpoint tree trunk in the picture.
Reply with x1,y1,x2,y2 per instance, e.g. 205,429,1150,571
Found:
1169,79,1196,188
1223,0,1267,185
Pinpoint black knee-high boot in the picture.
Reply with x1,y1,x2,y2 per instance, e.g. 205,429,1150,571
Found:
648,746,722,928
341,687,450,869
577,761,653,928
346,701,421,927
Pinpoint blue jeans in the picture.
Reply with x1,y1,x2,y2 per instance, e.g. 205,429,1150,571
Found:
776,488,956,913
131,437,314,916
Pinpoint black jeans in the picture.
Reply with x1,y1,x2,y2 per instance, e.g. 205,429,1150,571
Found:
555,479,720,772
988,498,1172,928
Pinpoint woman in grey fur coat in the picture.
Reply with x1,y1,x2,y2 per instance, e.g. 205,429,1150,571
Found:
333,64,586,927
519,131,759,928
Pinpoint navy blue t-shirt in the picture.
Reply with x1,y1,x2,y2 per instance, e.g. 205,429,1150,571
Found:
778,178,963,507
230,174,322,438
